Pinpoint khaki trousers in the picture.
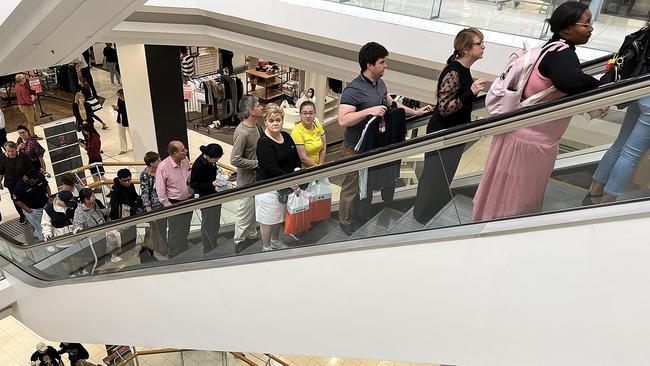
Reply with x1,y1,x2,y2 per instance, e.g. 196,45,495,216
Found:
233,196,257,244
338,145,360,225
18,104,38,135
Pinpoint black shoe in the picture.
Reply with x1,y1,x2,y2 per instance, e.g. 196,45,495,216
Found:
339,223,356,236
582,192,603,206
19,217,27,224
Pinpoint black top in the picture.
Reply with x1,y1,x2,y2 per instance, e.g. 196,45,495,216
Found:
13,174,49,209
44,203,74,228
58,343,89,363
72,102,95,128
31,347,62,366
103,46,118,63
190,154,218,197
538,36,601,94
110,178,141,219
0,153,33,185
255,131,301,181
116,98,128,127
428,61,476,133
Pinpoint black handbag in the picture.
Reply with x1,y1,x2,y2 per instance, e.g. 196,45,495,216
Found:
277,187,293,204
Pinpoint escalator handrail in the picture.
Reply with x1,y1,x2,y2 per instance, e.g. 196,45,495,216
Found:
5,63,642,251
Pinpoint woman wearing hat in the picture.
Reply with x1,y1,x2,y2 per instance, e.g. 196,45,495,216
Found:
41,190,76,242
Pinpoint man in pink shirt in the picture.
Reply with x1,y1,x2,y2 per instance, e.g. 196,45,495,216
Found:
156,140,194,257
15,74,41,139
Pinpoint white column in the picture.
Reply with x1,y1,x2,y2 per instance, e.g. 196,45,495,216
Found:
116,43,158,161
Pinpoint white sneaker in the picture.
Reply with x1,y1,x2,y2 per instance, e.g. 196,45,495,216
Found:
45,246,56,253
56,243,72,249
110,255,122,263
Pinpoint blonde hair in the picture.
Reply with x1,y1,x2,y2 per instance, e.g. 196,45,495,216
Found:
448,27,484,64
263,103,283,123
75,92,87,120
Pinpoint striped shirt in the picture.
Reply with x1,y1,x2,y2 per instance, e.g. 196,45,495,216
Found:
181,55,195,79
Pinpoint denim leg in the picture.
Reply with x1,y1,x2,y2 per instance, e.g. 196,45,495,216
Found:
604,96,650,196
25,208,44,241
592,101,641,184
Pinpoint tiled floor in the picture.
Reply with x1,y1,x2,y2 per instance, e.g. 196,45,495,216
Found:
0,315,107,366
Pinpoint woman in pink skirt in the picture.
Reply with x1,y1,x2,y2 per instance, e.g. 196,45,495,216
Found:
472,1,601,221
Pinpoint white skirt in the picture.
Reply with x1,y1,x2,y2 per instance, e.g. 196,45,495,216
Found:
255,191,285,225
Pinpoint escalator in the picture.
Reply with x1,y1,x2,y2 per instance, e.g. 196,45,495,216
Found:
3,56,650,364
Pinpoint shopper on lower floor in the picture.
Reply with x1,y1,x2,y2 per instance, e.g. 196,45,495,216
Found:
0,109,7,150
76,52,98,99
109,169,141,260
156,141,193,257
255,103,302,251
0,141,34,223
31,343,62,366
112,88,130,154
140,151,167,260
13,169,51,241
58,342,98,366
190,143,224,254
231,96,263,247
41,190,76,242
78,77,107,129
16,125,46,173
80,124,106,185
15,74,42,139
584,95,650,204
72,92,99,131
103,43,121,85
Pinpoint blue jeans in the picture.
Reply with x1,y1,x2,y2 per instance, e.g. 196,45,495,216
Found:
593,96,650,196
24,208,44,241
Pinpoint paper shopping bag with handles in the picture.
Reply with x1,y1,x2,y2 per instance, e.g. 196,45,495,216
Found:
284,190,312,235
306,179,332,222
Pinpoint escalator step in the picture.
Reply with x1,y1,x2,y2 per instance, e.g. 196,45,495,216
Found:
350,208,403,240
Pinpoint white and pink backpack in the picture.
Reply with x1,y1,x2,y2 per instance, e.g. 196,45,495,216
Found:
485,40,569,115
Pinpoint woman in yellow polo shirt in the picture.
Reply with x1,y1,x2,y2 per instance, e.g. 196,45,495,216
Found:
291,100,326,168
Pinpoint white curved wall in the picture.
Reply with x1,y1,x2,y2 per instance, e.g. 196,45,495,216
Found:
7,204,650,366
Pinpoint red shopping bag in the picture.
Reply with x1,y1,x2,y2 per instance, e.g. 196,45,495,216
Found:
306,179,332,222
284,191,312,235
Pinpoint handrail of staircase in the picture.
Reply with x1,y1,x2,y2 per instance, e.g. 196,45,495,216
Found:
3,68,646,251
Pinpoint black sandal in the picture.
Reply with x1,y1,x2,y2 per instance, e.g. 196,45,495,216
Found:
582,192,603,206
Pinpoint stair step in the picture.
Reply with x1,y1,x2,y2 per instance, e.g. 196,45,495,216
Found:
542,179,587,212
350,207,404,240
388,206,426,234
425,194,474,229
298,219,340,246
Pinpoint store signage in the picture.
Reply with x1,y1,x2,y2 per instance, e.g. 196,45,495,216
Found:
196,90,206,103
29,77,42,93
183,83,192,100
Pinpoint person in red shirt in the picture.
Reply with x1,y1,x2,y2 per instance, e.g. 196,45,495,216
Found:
80,124,105,185
14,74,42,139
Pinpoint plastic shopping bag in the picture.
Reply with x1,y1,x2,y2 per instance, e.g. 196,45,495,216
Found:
306,179,332,222
284,190,312,235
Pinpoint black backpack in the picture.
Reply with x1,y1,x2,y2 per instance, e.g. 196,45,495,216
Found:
603,25,650,82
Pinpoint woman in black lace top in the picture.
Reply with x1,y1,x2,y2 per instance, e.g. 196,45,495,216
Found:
413,27,486,224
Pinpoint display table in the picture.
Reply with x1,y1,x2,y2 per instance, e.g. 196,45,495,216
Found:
246,69,282,101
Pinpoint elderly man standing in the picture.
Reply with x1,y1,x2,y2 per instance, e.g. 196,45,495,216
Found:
156,141,193,257
231,96,263,248
15,74,41,139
